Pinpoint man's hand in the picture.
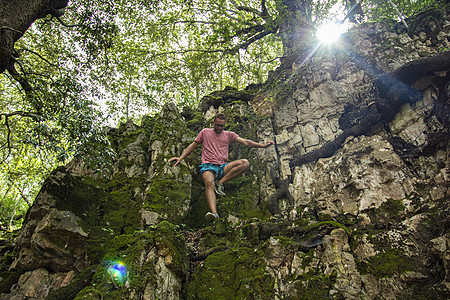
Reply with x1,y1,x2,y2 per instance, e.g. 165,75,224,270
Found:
168,157,182,166
168,142,198,166
264,141,275,148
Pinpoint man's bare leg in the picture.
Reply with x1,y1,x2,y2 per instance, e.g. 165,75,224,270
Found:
202,171,218,213
218,159,250,185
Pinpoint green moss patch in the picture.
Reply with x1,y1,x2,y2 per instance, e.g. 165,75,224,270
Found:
80,234,149,299
144,177,191,224
108,123,147,153
154,221,189,277
184,110,206,133
186,247,274,299
217,175,269,220
47,172,107,232
290,272,338,300
79,221,189,299
87,176,143,262
306,221,351,236
367,198,406,225
380,198,405,217
358,248,413,278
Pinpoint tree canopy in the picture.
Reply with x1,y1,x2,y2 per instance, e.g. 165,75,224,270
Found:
0,0,444,230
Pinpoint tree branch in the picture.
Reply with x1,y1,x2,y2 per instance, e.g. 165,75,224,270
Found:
15,185,32,207
0,26,23,35
229,0,264,17
172,19,221,26
150,48,224,60
1,115,12,164
392,50,450,86
6,64,33,94
0,111,41,120
0,111,42,164
388,0,408,28
261,0,268,17
53,15,79,28
21,49,58,68
227,26,278,53
236,24,266,36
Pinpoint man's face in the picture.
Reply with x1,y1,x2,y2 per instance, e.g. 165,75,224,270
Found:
213,118,226,134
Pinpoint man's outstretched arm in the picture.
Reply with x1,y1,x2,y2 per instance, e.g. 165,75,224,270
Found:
168,141,199,166
235,137,274,148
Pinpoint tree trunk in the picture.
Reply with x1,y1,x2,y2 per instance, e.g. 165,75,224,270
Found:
0,0,68,73
277,0,314,56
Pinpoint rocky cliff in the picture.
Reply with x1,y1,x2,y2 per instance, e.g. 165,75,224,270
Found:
0,5,449,300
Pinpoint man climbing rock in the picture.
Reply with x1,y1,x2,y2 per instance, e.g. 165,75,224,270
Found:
169,113,274,222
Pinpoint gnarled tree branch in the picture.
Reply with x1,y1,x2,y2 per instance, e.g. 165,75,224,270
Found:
0,0,69,73
0,111,42,164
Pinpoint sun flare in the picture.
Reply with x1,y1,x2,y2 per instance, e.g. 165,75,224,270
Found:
316,21,347,44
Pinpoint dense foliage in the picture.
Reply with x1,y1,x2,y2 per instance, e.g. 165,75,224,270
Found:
0,0,117,230
0,0,443,232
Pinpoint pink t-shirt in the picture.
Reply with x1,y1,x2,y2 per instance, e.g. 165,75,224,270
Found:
194,128,239,165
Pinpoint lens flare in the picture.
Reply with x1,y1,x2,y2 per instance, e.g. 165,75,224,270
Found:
316,21,347,44
108,261,127,287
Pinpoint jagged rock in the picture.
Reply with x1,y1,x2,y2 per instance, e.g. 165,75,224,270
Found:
142,248,183,299
290,135,415,217
1,268,75,300
322,229,361,299
9,168,104,273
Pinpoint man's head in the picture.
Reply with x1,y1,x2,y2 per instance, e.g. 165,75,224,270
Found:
213,113,226,134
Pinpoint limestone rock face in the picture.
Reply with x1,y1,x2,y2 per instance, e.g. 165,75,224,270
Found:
4,269,75,300
291,135,415,216
322,229,361,299
10,168,104,273
1,5,449,300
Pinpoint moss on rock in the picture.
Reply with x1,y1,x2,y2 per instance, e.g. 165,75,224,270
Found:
47,171,107,233
144,177,191,224
154,221,189,277
358,248,413,278
367,198,406,226
186,247,274,299
306,220,351,236
290,272,338,300
86,177,143,262
79,221,189,299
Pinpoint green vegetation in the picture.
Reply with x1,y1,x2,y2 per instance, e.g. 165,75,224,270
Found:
186,247,275,299
144,178,191,222
362,0,438,23
367,198,406,226
291,272,338,300
51,172,107,232
358,248,413,278
379,198,405,217
306,220,351,236
79,221,188,299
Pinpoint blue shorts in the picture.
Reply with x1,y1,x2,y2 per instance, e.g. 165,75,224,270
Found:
198,163,228,180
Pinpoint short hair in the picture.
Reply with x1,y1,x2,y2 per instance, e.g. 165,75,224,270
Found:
214,113,226,121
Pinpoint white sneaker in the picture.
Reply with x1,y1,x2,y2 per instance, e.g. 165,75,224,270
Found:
205,212,219,222
214,181,226,196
